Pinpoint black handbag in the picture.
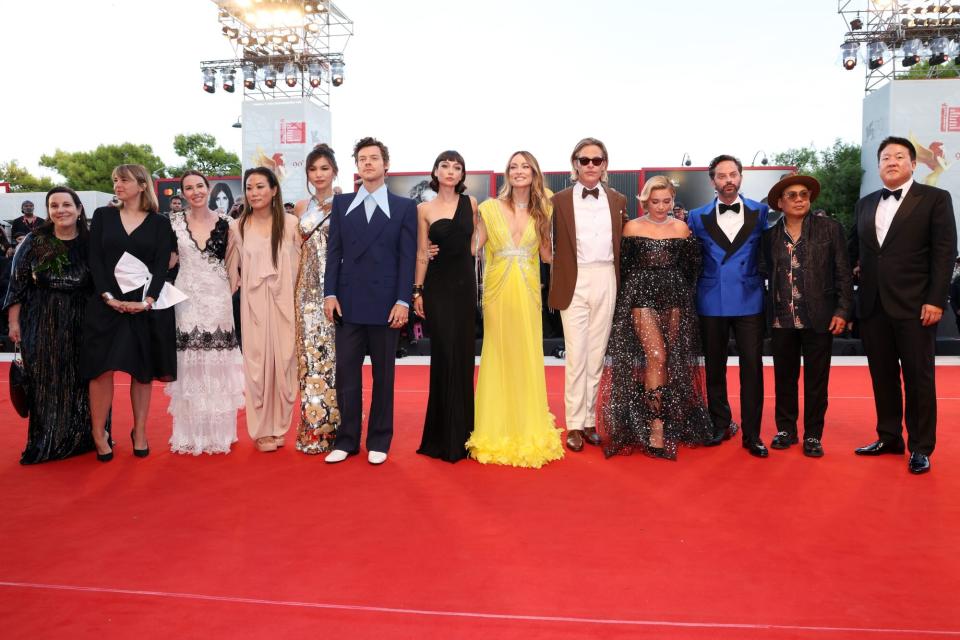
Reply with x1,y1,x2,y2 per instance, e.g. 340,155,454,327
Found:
9,342,30,418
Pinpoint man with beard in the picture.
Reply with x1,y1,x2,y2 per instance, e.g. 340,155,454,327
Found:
687,155,770,457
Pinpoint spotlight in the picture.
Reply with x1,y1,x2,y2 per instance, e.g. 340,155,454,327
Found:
331,60,345,86
867,42,888,70
243,64,257,89
902,38,922,66
929,37,953,65
223,68,236,93
238,35,253,46
850,16,863,29
202,68,216,93
307,61,323,88
283,62,299,87
752,151,769,166
681,152,692,167
222,26,239,39
263,64,277,88
841,41,859,69
901,17,915,26
256,35,267,45
306,22,320,32
285,33,299,43
269,34,284,44
305,2,317,12
914,17,927,25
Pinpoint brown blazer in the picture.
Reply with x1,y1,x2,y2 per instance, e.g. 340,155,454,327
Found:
547,184,628,310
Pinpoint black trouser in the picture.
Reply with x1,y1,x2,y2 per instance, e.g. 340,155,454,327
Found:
771,328,833,441
859,305,938,456
333,323,400,454
699,313,765,443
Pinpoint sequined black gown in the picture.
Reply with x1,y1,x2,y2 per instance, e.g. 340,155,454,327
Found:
3,233,110,464
597,236,712,459
417,195,476,462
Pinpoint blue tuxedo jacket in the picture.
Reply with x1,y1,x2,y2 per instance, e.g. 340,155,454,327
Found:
687,196,770,317
323,190,418,326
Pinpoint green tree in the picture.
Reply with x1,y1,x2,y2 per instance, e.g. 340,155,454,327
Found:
0,160,55,192
773,139,863,230
900,60,960,80
39,143,166,192
166,133,241,177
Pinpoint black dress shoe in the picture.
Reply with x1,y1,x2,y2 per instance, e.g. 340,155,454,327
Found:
802,438,824,458
583,427,602,446
565,430,584,452
742,439,768,458
854,440,905,456
908,452,931,474
704,421,739,447
771,431,798,450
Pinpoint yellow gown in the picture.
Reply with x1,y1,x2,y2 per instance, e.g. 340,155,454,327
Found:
467,199,564,468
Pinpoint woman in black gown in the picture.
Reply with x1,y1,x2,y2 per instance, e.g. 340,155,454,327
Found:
82,164,177,462
412,150,477,462
4,187,110,464
597,176,712,460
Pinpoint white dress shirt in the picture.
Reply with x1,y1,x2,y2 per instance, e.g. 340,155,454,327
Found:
875,177,913,247
572,183,614,264
716,197,745,243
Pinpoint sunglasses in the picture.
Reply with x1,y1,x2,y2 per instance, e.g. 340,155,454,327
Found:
577,156,605,167
782,190,811,201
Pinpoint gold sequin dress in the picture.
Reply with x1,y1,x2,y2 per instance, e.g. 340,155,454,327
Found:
295,197,339,453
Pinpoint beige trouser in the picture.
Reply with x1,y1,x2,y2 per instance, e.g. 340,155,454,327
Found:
559,263,616,431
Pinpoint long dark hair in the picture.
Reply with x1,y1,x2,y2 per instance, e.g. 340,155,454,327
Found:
38,186,89,239
238,167,285,267
305,143,338,198
428,150,467,194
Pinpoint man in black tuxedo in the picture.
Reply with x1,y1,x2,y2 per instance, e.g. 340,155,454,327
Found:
849,136,957,474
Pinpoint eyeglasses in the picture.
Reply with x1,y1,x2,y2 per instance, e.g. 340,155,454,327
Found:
782,190,811,201
577,156,604,167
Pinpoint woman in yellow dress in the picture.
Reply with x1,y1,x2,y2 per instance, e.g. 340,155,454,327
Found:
466,151,564,468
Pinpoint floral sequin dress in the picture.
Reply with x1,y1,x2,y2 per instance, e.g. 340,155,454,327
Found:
165,211,244,455
597,235,713,459
294,197,339,454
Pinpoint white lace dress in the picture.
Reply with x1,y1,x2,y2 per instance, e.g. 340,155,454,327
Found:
165,211,245,454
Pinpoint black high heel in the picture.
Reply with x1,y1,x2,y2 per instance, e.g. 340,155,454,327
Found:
96,449,114,463
130,429,150,458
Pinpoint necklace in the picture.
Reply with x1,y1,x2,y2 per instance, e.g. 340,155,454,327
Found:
512,201,529,210
642,214,671,225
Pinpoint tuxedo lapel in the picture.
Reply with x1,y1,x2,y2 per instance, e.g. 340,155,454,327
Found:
557,189,577,259
880,185,920,248
861,192,882,251
725,207,758,260
703,206,732,251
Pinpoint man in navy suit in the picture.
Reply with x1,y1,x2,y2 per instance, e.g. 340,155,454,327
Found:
687,155,770,457
850,136,957,474
323,137,418,465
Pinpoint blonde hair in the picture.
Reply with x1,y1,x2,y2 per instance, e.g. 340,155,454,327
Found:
499,150,551,247
638,176,676,212
568,137,609,184
112,164,159,213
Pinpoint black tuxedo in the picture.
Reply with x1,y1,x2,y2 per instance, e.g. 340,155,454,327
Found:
848,181,957,455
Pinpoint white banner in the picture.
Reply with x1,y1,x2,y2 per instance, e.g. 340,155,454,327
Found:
241,99,332,204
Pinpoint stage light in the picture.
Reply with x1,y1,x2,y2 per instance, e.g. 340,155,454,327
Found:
238,35,253,46
283,62,298,87
851,15,864,29
285,33,299,43
902,38,922,66
203,68,216,93
306,22,320,32
867,42,888,69
243,64,257,89
331,60,345,86
256,35,267,45
222,25,239,39
752,151,768,166
305,2,316,12
841,41,859,69
269,34,284,44
263,64,277,88
929,37,954,65
307,61,323,88
681,152,692,167
223,67,236,92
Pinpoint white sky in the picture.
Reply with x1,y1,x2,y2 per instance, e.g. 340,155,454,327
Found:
0,0,865,188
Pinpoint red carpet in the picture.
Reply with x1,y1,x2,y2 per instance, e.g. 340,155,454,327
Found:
0,363,958,639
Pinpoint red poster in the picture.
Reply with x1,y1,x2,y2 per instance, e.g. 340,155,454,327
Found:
280,119,306,144
941,104,960,133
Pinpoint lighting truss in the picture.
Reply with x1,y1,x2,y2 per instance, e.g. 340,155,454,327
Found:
200,0,353,107
837,0,960,93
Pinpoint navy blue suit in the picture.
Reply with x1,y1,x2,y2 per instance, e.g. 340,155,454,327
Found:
324,189,418,454
687,196,770,443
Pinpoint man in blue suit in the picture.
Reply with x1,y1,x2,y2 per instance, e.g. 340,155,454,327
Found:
687,154,770,457
323,137,418,465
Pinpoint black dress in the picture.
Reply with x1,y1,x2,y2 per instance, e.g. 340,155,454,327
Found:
81,207,177,383
3,232,110,464
597,236,713,459
417,195,476,462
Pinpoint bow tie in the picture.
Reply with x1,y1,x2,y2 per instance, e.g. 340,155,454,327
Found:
881,188,903,201
582,187,600,199
718,202,741,214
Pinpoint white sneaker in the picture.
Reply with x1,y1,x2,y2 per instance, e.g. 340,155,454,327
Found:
325,449,349,464
367,451,388,465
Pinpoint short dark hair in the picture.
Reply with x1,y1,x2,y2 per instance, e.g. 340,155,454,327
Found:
708,154,743,179
169,195,184,204
353,136,389,164
428,150,467,194
284,202,294,208
877,136,917,162
22,200,34,210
